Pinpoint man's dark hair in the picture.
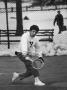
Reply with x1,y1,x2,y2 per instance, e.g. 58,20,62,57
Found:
30,25,39,33
57,10,60,13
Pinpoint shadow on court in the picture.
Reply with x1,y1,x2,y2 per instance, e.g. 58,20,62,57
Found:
0,55,67,90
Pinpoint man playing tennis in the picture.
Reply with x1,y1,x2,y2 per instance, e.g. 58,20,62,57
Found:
12,25,45,86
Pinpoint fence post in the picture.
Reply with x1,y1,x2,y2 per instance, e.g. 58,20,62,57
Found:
26,6,28,11
0,30,1,44
41,6,43,11
5,0,10,49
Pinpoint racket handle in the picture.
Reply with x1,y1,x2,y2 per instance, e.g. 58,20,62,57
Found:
39,57,44,62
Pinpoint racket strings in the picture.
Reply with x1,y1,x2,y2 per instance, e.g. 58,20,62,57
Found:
32,59,44,69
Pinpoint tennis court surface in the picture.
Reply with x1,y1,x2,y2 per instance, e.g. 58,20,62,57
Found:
0,55,67,90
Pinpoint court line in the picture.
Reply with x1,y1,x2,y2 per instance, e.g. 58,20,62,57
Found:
0,73,11,75
0,73,5,75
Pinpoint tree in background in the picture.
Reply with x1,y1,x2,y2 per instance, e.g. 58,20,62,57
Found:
0,0,23,36
31,0,67,6
15,0,23,36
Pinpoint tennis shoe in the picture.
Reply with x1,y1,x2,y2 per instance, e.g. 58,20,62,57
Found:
34,80,45,86
12,72,19,82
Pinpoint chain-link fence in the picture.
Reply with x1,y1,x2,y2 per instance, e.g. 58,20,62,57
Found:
0,0,67,49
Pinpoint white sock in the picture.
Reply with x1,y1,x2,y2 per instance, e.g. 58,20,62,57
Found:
35,77,40,82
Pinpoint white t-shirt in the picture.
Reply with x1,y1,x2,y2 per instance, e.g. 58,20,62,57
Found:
20,32,42,57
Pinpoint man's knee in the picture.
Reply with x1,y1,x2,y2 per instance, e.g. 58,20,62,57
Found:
15,51,25,61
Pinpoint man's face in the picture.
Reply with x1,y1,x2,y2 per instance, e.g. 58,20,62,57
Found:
30,30,37,37
57,11,60,14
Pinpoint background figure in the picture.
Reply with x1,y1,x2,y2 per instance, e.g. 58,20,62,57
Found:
53,10,64,34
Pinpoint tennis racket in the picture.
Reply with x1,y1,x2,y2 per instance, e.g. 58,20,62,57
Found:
15,51,45,70
32,57,44,69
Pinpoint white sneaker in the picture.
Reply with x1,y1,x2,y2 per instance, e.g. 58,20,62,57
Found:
12,72,19,82
34,80,45,86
